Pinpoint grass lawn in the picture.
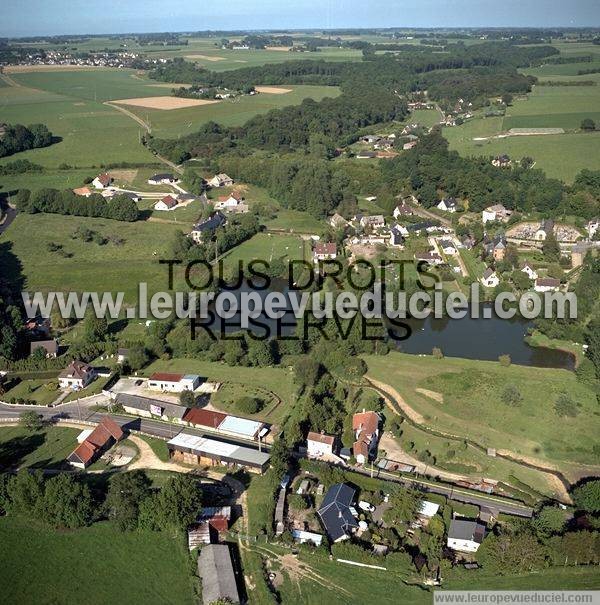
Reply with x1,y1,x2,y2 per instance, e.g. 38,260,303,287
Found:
138,435,171,462
63,374,113,403
410,108,442,128
3,378,61,405
364,352,599,469
221,232,307,270
0,516,196,605
141,358,296,416
0,425,79,469
2,212,184,303
264,209,324,233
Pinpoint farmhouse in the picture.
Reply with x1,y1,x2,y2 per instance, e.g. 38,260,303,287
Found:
306,431,336,458
491,154,511,168
535,277,560,292
521,262,538,280
437,197,457,213
480,267,500,288
148,173,178,185
67,416,124,469
352,410,381,464
58,360,96,390
30,339,58,358
183,407,267,441
147,372,201,392
414,250,443,265
92,173,112,189
154,194,178,211
447,519,486,553
208,173,234,188
214,191,249,213
317,483,359,542
482,204,512,224
313,242,337,262
167,431,270,473
114,393,188,423
197,544,240,605
190,211,227,243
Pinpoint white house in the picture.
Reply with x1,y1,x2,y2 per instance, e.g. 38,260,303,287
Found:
154,195,178,211
439,239,457,255
521,262,538,280
447,519,486,553
418,501,441,519
482,204,512,224
147,372,201,392
480,267,500,288
59,360,96,390
414,251,443,265
208,173,234,188
359,215,385,230
214,191,248,213
437,197,457,213
393,202,413,219
92,173,112,189
307,431,335,458
587,218,599,239
534,277,560,293
313,242,337,263
147,173,178,185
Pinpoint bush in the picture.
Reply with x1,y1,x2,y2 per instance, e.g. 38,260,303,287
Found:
236,396,264,415
498,354,511,366
179,390,196,407
501,385,522,407
432,347,444,359
554,393,579,417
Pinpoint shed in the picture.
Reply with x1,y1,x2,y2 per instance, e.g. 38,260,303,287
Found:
197,544,240,605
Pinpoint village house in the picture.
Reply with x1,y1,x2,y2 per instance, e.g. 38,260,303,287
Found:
485,235,507,261
92,173,112,189
147,372,201,392
439,239,458,255
360,134,381,144
521,262,538,280
393,202,413,219
115,393,188,423
359,215,386,230
154,194,178,211
403,140,418,151
122,191,142,202
491,154,511,168
317,483,359,542
307,431,336,458
147,173,178,185
23,317,51,338
437,197,458,213
72,186,93,197
30,339,58,358
534,277,560,293
447,519,486,553
190,211,227,243
208,173,234,188
356,150,377,159
313,242,337,263
352,410,381,464
587,218,599,239
482,204,512,224
214,191,249,213
67,416,124,469
414,250,443,265
390,226,405,248
571,241,592,268
480,267,500,288
58,360,96,390
329,213,349,230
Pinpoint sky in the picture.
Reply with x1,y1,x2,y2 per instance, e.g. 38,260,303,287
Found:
2,0,599,37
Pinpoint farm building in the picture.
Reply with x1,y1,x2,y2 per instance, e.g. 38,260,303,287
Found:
58,360,96,390
114,393,187,423
67,416,124,469
167,431,270,473
197,544,240,605
147,372,201,393
92,173,112,189
183,407,267,441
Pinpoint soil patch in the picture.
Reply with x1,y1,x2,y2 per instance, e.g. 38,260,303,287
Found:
112,96,220,110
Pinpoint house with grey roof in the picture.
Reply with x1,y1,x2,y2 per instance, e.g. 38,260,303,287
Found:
114,393,188,423
317,483,359,542
447,519,486,553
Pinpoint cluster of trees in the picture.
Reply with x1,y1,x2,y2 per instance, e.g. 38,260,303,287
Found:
0,159,43,175
14,188,139,222
0,123,54,158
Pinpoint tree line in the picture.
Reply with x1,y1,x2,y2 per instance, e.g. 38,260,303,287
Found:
0,123,54,158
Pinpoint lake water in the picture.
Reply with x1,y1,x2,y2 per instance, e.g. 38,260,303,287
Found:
206,280,575,370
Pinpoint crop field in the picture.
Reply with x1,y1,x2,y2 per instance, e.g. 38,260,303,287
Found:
0,517,196,605
3,213,184,302
364,352,599,469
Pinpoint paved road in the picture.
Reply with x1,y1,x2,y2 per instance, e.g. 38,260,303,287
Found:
0,206,17,235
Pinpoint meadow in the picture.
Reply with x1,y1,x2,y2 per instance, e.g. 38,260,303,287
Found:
363,352,599,470
221,232,307,269
0,516,196,605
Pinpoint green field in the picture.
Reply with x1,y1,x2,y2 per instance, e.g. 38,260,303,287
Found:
410,108,442,128
0,516,196,605
0,425,79,469
2,378,61,405
2,213,183,302
221,232,307,270
364,352,599,470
